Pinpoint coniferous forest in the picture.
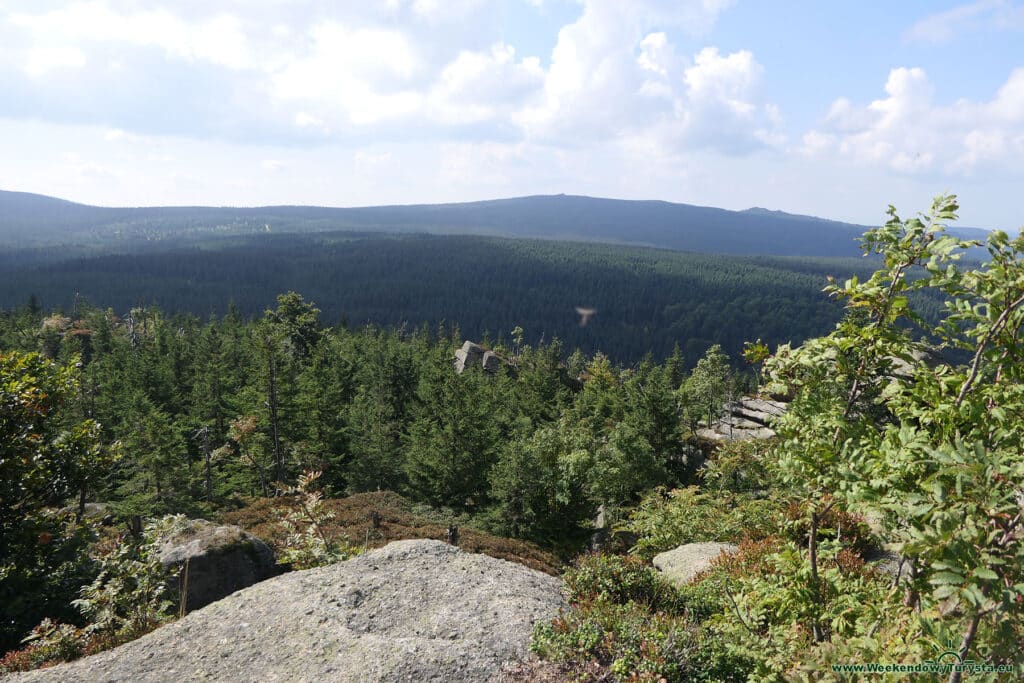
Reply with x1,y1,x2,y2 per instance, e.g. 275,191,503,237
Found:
1,230,877,364
0,289,738,649
2,196,1023,680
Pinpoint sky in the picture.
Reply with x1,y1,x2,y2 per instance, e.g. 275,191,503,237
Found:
1,0,1023,228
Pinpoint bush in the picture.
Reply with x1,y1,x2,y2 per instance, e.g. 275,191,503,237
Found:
532,553,752,681
275,471,363,569
1,515,180,673
701,439,779,494
73,517,179,639
701,540,899,680
564,553,685,614
0,512,98,654
781,498,879,558
624,486,782,559
675,537,784,621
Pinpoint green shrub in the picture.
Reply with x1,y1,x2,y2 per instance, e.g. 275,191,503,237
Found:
781,498,879,558
624,486,783,559
702,540,899,680
533,553,752,681
74,517,179,639
564,553,686,614
2,515,181,673
275,470,363,569
701,439,779,494
532,602,706,682
0,512,98,654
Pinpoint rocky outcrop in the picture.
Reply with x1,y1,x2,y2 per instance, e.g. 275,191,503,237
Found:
454,341,505,375
652,542,738,586
156,519,277,613
696,396,787,442
9,540,564,683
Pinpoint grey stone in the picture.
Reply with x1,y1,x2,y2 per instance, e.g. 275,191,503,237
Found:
696,425,776,442
156,519,277,613
652,542,738,586
454,341,485,374
740,398,787,417
482,351,501,374
696,395,787,442
455,341,505,375
9,540,564,683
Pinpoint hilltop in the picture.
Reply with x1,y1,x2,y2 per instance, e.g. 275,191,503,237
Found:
0,189,946,257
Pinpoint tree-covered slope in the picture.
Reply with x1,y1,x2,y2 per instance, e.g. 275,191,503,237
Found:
0,231,871,363
0,189,925,257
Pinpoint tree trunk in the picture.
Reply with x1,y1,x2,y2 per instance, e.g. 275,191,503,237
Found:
200,427,212,503
266,345,284,492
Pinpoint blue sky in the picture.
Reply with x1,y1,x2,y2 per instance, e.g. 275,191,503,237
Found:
1,0,1022,228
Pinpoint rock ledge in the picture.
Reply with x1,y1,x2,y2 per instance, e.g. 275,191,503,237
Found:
7,540,565,683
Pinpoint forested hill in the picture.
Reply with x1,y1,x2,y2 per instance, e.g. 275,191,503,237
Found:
4,189,989,257
0,231,879,363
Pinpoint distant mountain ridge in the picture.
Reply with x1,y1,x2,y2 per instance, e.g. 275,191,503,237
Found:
0,189,992,257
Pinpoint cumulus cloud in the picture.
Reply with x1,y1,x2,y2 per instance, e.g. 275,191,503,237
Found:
24,45,87,77
1,0,778,154
803,66,1024,173
518,0,778,154
270,21,423,126
427,43,544,125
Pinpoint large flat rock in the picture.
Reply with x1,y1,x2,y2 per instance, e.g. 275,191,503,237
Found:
7,540,565,683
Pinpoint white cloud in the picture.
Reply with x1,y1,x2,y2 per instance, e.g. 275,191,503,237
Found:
684,47,761,118
270,21,423,126
517,0,776,154
410,0,483,20
2,0,775,153
353,150,393,167
427,43,544,124
10,2,253,69
637,32,672,76
24,45,87,77
804,66,1024,173
904,0,1024,43
294,112,325,129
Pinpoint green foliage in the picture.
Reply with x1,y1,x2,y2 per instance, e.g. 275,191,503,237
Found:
73,517,179,639
759,194,1024,674
0,350,112,651
703,540,899,681
532,554,751,681
275,470,363,569
404,348,507,509
625,486,781,559
564,553,686,613
487,420,594,545
0,513,98,654
683,343,732,429
1,516,185,673
700,438,780,494
1,231,861,364
0,350,109,529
